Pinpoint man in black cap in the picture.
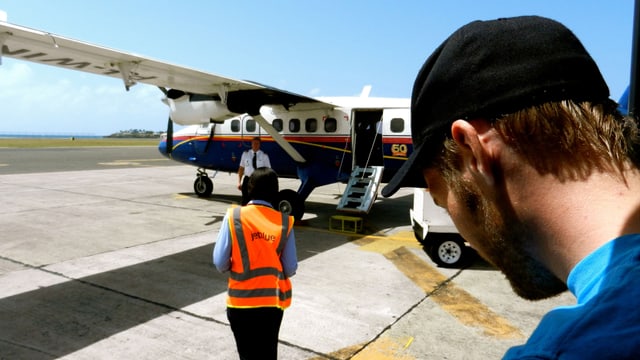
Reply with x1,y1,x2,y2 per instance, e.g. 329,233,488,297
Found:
382,16,640,358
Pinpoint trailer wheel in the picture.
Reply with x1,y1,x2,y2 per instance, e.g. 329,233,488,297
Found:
429,234,470,268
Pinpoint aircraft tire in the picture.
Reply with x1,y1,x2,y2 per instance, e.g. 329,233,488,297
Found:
277,189,304,221
193,175,213,197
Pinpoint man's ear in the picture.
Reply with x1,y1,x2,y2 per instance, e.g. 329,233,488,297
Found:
450,119,495,187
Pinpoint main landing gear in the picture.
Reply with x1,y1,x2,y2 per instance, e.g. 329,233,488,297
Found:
276,189,305,222
192,169,305,221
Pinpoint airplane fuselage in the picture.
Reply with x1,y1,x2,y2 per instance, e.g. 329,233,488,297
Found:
158,103,413,205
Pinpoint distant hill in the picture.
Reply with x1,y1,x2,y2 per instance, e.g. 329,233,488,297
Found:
106,129,162,138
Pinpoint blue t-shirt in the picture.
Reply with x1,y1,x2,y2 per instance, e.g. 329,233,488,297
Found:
504,234,640,359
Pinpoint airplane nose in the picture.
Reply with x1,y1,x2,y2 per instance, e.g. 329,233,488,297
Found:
158,140,169,157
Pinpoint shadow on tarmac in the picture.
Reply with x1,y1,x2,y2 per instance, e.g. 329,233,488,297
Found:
0,188,447,359
1,235,355,358
1,194,416,358
1,245,223,358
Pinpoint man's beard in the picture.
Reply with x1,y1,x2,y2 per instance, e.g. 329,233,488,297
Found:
452,179,568,300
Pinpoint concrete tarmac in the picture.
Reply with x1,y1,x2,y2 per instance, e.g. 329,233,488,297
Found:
0,146,575,359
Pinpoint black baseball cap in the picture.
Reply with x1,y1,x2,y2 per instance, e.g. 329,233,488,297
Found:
381,15,609,197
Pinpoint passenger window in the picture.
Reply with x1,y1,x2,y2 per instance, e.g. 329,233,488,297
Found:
305,118,317,132
231,119,240,132
390,118,405,133
273,118,283,132
246,118,256,132
324,117,337,133
289,118,300,132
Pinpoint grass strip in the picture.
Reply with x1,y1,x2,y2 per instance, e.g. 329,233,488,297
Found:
0,138,160,148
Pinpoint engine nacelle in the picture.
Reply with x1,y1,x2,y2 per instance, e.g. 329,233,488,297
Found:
166,94,234,125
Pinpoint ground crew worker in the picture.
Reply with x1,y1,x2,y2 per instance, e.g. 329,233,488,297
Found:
213,167,297,360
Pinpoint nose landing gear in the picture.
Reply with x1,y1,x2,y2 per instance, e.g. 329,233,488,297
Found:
194,169,214,197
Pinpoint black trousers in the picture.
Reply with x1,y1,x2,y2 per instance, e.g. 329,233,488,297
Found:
227,307,284,360
241,176,250,205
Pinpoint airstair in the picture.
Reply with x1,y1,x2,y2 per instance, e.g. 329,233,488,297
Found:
336,166,384,214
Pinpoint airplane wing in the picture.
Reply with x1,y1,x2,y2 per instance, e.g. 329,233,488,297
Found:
0,20,330,115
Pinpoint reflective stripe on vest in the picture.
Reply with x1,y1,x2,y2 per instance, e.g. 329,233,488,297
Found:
227,205,293,309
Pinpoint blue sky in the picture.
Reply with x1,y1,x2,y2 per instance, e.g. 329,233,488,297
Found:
0,1,635,136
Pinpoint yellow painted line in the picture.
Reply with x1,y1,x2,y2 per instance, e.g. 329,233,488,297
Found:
403,336,414,349
385,246,523,339
99,161,143,166
353,232,522,339
351,336,416,360
353,231,421,254
306,343,365,360
308,338,415,360
125,158,169,162
98,158,170,166
317,230,522,358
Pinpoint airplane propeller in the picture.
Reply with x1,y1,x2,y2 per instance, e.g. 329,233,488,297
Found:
204,122,215,153
165,115,173,155
158,86,220,155
158,86,176,155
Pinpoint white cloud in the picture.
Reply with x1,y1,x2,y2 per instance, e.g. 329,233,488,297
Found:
0,62,34,88
1,62,168,135
308,88,321,96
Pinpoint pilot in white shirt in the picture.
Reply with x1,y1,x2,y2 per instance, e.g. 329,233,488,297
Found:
237,137,271,205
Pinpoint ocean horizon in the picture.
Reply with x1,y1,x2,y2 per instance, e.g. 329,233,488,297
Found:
0,132,104,139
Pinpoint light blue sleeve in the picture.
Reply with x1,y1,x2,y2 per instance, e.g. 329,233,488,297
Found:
281,228,298,277
213,212,232,272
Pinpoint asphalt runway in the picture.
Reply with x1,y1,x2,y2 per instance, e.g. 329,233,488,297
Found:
0,145,178,174
0,146,576,359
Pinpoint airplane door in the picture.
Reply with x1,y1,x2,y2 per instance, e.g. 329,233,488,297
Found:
353,110,383,168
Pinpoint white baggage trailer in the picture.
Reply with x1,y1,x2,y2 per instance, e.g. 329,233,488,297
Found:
410,188,476,267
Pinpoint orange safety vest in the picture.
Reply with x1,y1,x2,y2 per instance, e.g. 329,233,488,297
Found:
226,205,294,309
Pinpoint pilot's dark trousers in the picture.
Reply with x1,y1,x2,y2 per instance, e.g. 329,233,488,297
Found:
227,307,284,360
241,176,250,205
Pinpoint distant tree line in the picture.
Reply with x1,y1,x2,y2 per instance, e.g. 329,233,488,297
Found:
105,129,162,138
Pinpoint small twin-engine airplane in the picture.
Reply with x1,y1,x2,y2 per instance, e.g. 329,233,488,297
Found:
0,19,413,220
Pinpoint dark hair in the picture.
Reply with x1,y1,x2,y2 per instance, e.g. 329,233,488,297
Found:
248,167,279,205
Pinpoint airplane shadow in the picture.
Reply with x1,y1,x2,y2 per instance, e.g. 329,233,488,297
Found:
0,245,226,358
0,190,488,358
3,194,407,358
1,238,355,358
